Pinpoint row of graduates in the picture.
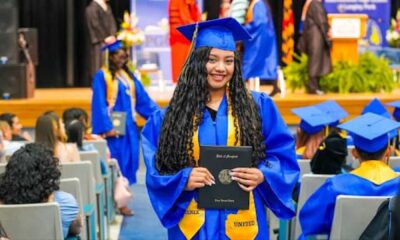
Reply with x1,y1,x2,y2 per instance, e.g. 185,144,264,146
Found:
292,98,400,238
91,17,400,239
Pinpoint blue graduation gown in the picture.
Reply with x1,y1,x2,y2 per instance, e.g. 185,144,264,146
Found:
299,162,400,239
91,70,159,184
242,0,278,80
141,92,299,239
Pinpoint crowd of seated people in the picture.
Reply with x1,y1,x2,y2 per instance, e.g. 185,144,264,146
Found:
0,143,82,239
0,96,399,239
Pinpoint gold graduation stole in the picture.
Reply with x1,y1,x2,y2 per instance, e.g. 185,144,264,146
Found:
178,94,258,239
351,160,399,185
102,67,136,110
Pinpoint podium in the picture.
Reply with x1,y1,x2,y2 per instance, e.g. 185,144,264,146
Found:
328,14,368,64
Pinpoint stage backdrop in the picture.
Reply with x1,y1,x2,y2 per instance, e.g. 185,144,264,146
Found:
324,0,391,47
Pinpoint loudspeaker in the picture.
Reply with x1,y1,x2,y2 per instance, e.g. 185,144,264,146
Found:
0,33,18,64
0,8,17,33
0,0,17,8
18,28,39,65
0,63,35,99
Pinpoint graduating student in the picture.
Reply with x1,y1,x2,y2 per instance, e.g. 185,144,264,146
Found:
141,18,299,239
297,0,331,95
311,100,348,174
299,113,400,239
91,40,159,184
241,0,280,96
292,105,334,160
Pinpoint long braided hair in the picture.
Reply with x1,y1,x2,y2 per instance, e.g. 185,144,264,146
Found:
156,47,266,174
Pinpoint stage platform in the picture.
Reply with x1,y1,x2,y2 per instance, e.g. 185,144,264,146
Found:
0,87,398,128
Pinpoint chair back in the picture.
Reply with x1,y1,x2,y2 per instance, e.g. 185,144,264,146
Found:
0,162,6,175
298,159,311,177
0,202,63,240
60,161,96,207
389,156,400,168
79,150,102,184
60,178,87,240
330,195,388,240
295,174,334,239
83,140,107,162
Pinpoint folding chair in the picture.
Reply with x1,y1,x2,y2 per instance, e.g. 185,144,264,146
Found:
330,195,388,240
298,159,311,177
60,178,87,240
60,161,98,240
294,174,334,239
0,202,63,240
389,156,400,168
84,139,116,223
0,162,6,175
79,151,107,239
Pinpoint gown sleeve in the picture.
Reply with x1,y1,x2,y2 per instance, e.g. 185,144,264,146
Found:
254,93,300,219
141,109,194,228
91,71,114,134
298,179,337,239
133,77,160,120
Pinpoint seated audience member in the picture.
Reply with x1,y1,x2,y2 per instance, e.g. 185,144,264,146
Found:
292,106,336,159
0,121,24,157
65,119,134,216
63,107,103,141
0,143,82,238
35,114,80,162
310,131,348,174
311,100,349,174
0,113,32,141
360,193,400,239
299,113,400,239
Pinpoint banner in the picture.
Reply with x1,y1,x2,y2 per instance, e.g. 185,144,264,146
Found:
131,0,172,83
324,0,391,46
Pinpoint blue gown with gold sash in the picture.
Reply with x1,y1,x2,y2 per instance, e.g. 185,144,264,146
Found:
141,92,299,239
299,161,400,239
242,0,278,80
91,69,159,184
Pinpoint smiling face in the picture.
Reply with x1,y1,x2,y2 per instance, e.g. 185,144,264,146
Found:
206,48,235,92
110,49,127,69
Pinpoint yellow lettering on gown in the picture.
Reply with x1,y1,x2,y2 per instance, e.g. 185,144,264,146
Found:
178,198,205,239
225,192,258,240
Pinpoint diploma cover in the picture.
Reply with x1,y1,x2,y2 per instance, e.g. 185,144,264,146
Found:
111,111,126,136
198,145,252,209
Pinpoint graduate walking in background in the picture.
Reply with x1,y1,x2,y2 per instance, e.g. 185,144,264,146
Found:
142,18,299,239
297,0,331,95
169,0,201,83
231,0,280,96
91,40,159,184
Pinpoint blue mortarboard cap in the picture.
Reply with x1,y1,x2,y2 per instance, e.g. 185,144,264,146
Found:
315,100,348,126
292,106,336,134
362,98,397,139
386,100,400,121
361,98,391,119
338,112,400,153
176,17,251,51
101,40,123,53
